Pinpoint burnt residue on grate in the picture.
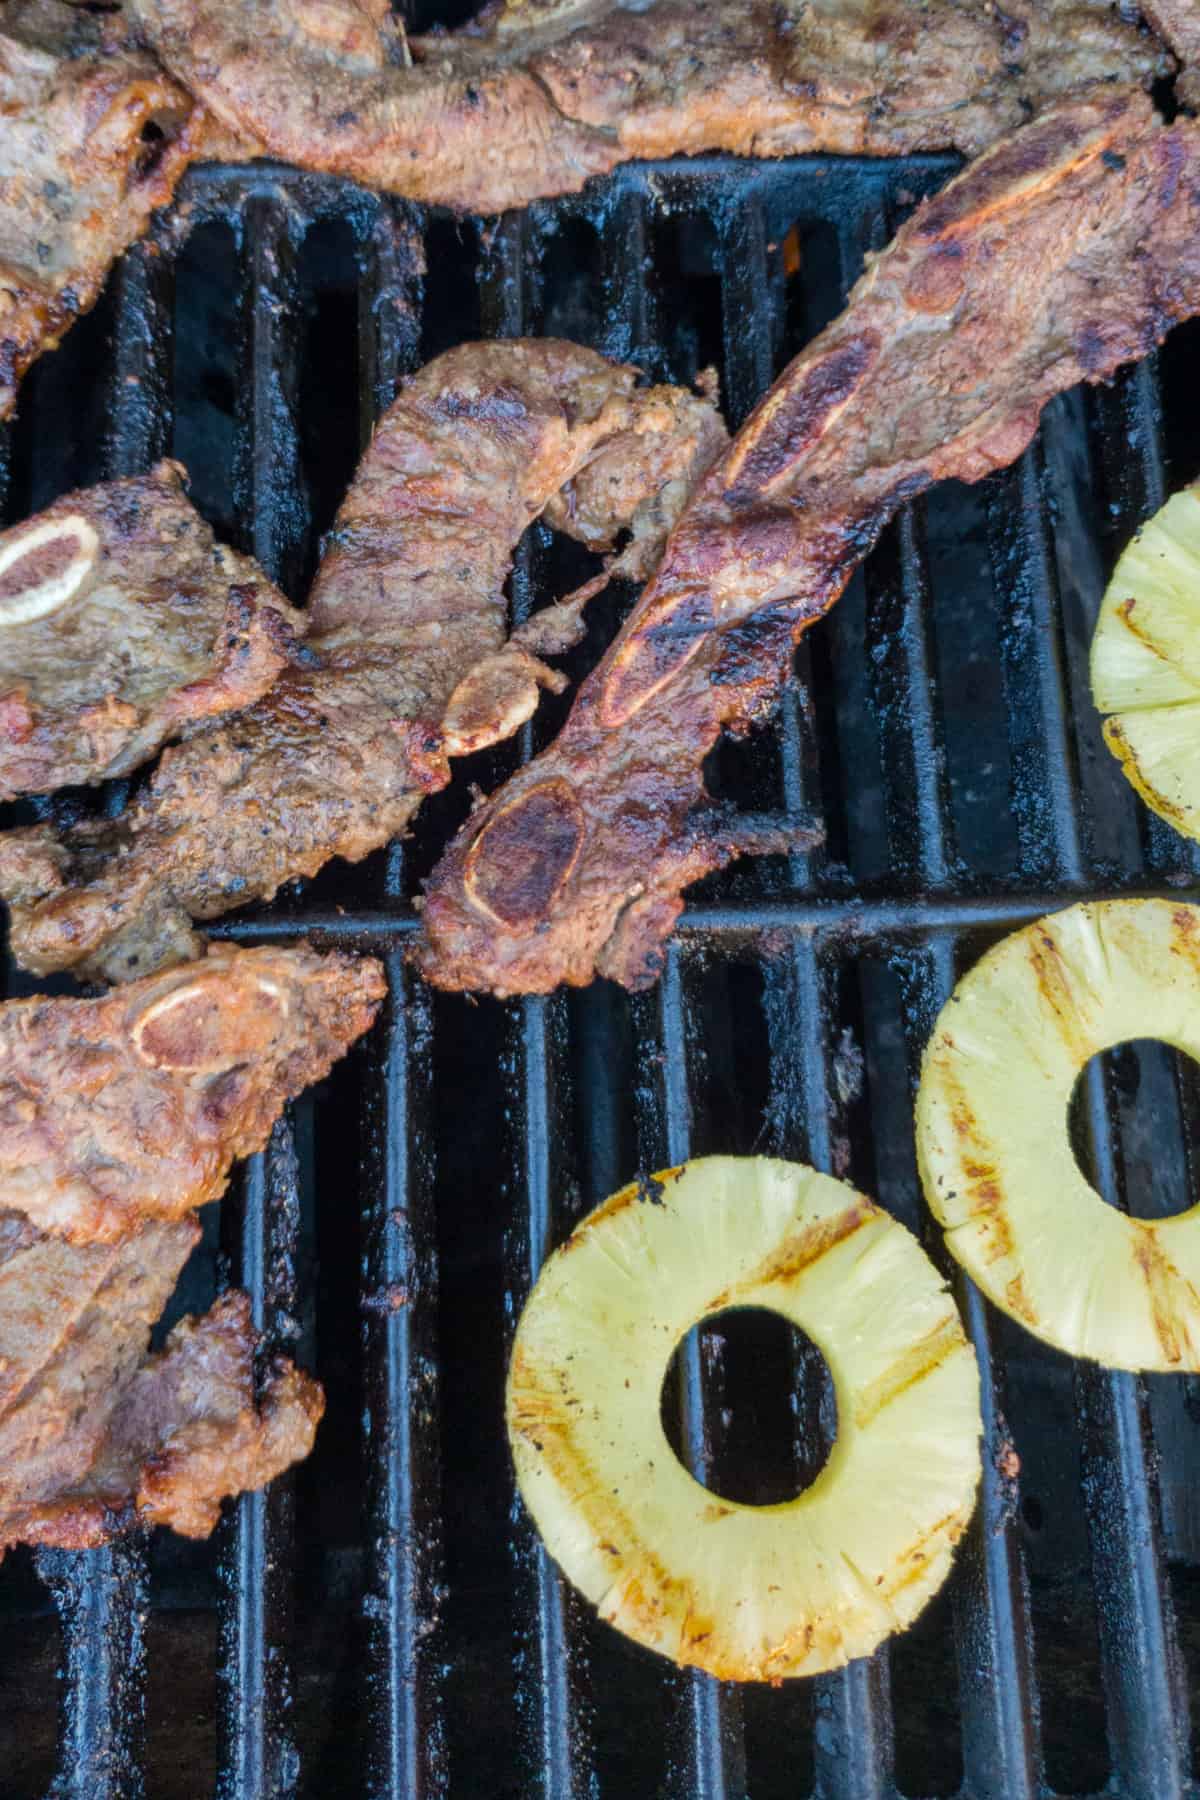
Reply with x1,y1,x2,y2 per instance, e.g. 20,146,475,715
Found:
0,138,1198,1800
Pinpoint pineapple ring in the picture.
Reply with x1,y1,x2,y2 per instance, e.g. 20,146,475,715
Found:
1091,482,1200,842
916,898,1200,1372
507,1155,981,1682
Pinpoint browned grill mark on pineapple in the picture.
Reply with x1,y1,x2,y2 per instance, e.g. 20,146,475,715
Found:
1026,925,1093,1060
853,1313,965,1430
1114,592,1174,660
945,1086,1020,1265
880,1508,970,1603
709,1199,876,1307
1004,1273,1039,1326
1132,1225,1200,1366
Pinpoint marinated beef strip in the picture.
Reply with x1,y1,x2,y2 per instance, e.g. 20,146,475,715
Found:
0,943,385,1243
123,0,1166,215
1139,0,1200,104
0,1211,323,1555
0,340,726,982
0,0,199,419
0,461,305,796
414,89,1200,997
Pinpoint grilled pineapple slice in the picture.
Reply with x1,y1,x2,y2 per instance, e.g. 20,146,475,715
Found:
1091,483,1200,840
507,1156,981,1682
916,898,1200,1371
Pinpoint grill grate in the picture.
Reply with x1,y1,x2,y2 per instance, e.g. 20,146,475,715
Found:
0,146,1198,1799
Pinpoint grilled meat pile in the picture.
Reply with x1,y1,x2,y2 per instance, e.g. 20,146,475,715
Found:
0,340,725,983
0,945,383,1555
0,462,304,795
124,0,1166,213
413,87,1200,994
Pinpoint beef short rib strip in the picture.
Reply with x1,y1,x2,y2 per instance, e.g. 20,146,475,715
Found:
0,340,726,982
0,943,385,1243
0,1211,322,1555
124,0,1166,214
414,88,1200,997
0,460,305,796
0,0,200,418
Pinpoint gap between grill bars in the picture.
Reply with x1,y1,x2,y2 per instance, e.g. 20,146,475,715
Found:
0,149,1198,1800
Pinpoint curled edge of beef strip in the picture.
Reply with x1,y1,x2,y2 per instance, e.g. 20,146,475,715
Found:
413,86,1200,996
122,0,1171,216
0,339,726,982
0,943,385,1553
0,1213,323,1555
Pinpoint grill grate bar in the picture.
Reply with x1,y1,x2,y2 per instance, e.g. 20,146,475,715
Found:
217,1122,303,1800
362,954,445,1798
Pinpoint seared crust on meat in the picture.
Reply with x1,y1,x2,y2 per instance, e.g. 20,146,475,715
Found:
0,1215,322,1555
0,461,305,795
0,0,198,418
413,89,1200,996
125,0,1167,214
0,340,725,982
0,943,384,1243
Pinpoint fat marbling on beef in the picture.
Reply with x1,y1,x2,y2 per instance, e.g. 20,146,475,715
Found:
124,0,1168,214
0,339,726,982
0,461,305,795
413,86,1200,995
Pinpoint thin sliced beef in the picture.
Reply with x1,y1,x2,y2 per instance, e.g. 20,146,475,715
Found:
0,340,725,982
412,88,1200,996
0,1212,321,1555
124,0,1167,214
0,943,384,1243
0,461,305,795
0,0,199,418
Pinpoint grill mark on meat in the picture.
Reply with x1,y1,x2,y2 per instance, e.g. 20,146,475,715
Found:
0,341,726,983
412,90,1200,997
722,335,881,502
123,0,1167,215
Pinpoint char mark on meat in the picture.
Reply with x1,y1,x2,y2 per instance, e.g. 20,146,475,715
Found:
0,339,726,983
411,87,1200,997
0,943,384,1243
125,0,1168,214
0,1214,322,1557
0,0,201,418
0,461,306,795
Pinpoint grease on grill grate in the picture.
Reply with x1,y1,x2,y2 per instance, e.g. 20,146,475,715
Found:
0,141,1199,1800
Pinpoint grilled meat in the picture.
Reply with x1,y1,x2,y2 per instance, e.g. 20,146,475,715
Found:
0,1211,322,1555
0,943,385,1243
123,0,1167,214
0,462,305,796
0,340,725,982
0,0,199,419
413,88,1200,996
1139,1,1200,105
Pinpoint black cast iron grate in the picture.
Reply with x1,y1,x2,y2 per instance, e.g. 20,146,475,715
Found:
0,139,1199,1800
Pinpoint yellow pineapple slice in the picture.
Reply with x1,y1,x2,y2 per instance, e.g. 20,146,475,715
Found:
1091,482,1200,840
916,898,1200,1371
507,1155,981,1682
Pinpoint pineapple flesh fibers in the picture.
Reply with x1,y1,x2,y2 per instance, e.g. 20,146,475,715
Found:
916,899,1200,1372
507,1156,981,1682
1091,483,1200,841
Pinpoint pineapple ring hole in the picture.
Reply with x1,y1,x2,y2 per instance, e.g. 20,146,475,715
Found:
1069,1039,1199,1220
660,1306,837,1506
